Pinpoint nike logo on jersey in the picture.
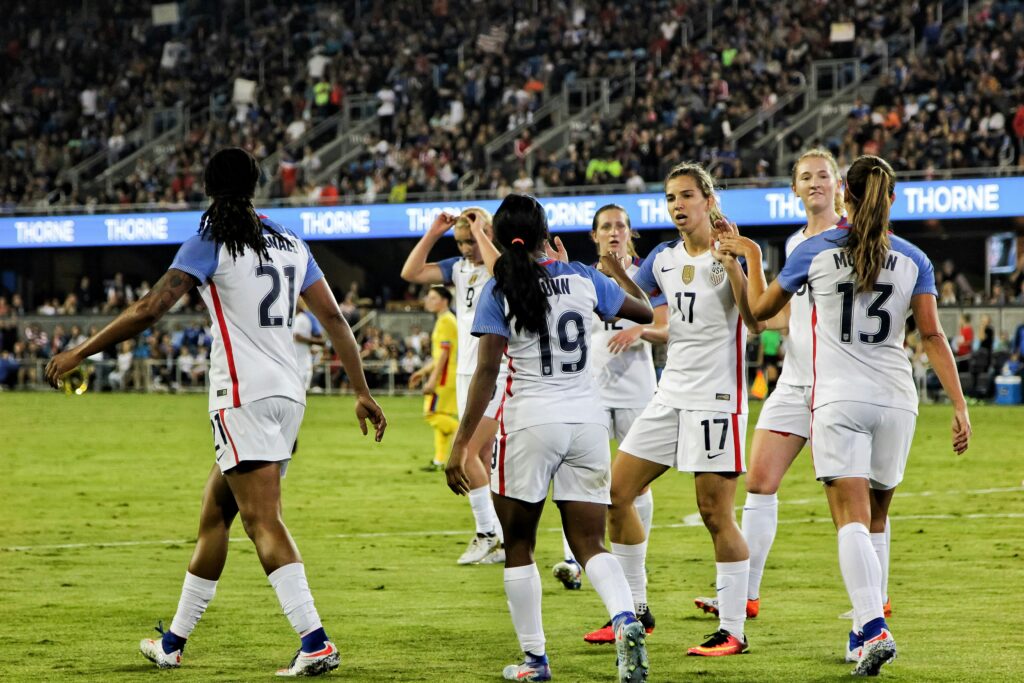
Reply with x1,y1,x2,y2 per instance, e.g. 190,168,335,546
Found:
660,266,676,272
708,452,725,459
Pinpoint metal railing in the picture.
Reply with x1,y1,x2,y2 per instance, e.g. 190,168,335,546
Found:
4,165,1021,218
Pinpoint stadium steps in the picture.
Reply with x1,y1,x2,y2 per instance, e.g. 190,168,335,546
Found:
306,95,381,189
759,0,967,172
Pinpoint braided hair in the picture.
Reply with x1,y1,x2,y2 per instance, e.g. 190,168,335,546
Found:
198,147,276,262
491,194,551,335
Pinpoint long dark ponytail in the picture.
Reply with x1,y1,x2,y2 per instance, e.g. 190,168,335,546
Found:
844,154,895,292
491,194,551,335
198,147,275,262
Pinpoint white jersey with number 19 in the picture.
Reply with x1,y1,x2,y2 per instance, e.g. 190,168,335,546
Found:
471,260,626,433
171,218,324,411
777,226,936,414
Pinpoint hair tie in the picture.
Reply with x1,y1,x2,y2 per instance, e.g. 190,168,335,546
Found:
511,238,525,246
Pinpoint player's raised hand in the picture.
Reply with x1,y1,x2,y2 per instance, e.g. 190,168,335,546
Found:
355,393,388,442
545,235,569,263
952,405,971,455
44,349,82,389
445,444,472,495
429,212,458,237
716,234,760,260
712,216,739,238
608,326,644,354
598,252,630,277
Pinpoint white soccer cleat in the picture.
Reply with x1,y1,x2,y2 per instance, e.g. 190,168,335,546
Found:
552,559,582,590
275,641,340,677
615,619,650,682
457,533,502,565
139,638,182,669
852,629,896,676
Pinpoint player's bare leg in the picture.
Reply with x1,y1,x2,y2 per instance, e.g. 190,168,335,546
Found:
187,464,240,580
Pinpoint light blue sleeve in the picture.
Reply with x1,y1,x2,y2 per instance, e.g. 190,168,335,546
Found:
170,235,219,284
301,240,324,292
892,237,937,297
582,265,627,319
470,280,510,338
777,239,816,293
437,257,460,286
633,242,669,307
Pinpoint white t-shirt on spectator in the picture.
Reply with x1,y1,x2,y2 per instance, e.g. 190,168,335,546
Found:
308,54,330,79
377,88,396,116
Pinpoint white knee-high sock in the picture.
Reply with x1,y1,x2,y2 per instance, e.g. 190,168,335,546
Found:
561,531,575,563
468,486,495,535
837,523,883,632
741,492,777,600
584,552,635,618
879,516,891,603
635,489,654,538
610,541,648,610
504,564,545,655
268,563,322,636
716,560,750,638
169,572,217,640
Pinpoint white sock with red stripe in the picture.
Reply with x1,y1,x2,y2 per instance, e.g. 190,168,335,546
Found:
610,541,647,611
741,492,778,600
169,572,217,641
635,490,654,538
584,552,634,618
268,563,323,640
504,564,545,656
716,560,749,638
468,486,495,535
837,523,884,631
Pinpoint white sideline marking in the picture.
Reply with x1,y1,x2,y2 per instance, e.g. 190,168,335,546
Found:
4,487,1022,553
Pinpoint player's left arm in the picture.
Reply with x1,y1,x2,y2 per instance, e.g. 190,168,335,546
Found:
720,254,766,332
470,219,502,274
44,268,196,388
446,333,503,495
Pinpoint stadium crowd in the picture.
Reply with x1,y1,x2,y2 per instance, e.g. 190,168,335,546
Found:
3,1,1022,213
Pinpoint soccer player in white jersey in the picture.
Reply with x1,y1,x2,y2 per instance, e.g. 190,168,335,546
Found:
402,207,507,565
444,194,653,683
293,300,323,391
721,154,970,676
691,148,899,626
588,162,763,657
564,206,667,644
44,148,388,677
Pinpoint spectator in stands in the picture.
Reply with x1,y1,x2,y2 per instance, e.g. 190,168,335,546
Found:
956,313,974,357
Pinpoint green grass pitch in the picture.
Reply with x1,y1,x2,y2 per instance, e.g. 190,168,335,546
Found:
2,393,1022,681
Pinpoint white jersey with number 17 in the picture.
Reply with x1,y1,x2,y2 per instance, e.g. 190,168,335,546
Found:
171,217,324,411
633,239,748,415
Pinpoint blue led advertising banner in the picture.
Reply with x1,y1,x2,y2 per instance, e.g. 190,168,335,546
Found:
2,176,1021,249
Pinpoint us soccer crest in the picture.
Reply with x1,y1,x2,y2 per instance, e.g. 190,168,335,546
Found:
681,265,695,284
709,261,726,286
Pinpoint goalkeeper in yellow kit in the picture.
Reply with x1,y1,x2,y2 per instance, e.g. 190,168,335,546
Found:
409,285,459,470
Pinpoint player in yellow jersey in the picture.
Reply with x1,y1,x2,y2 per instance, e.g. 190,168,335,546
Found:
410,285,459,470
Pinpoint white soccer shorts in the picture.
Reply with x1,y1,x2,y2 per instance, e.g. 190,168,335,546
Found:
619,399,747,474
456,372,504,421
209,396,305,474
810,401,917,490
754,382,812,439
492,422,611,504
604,407,644,443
